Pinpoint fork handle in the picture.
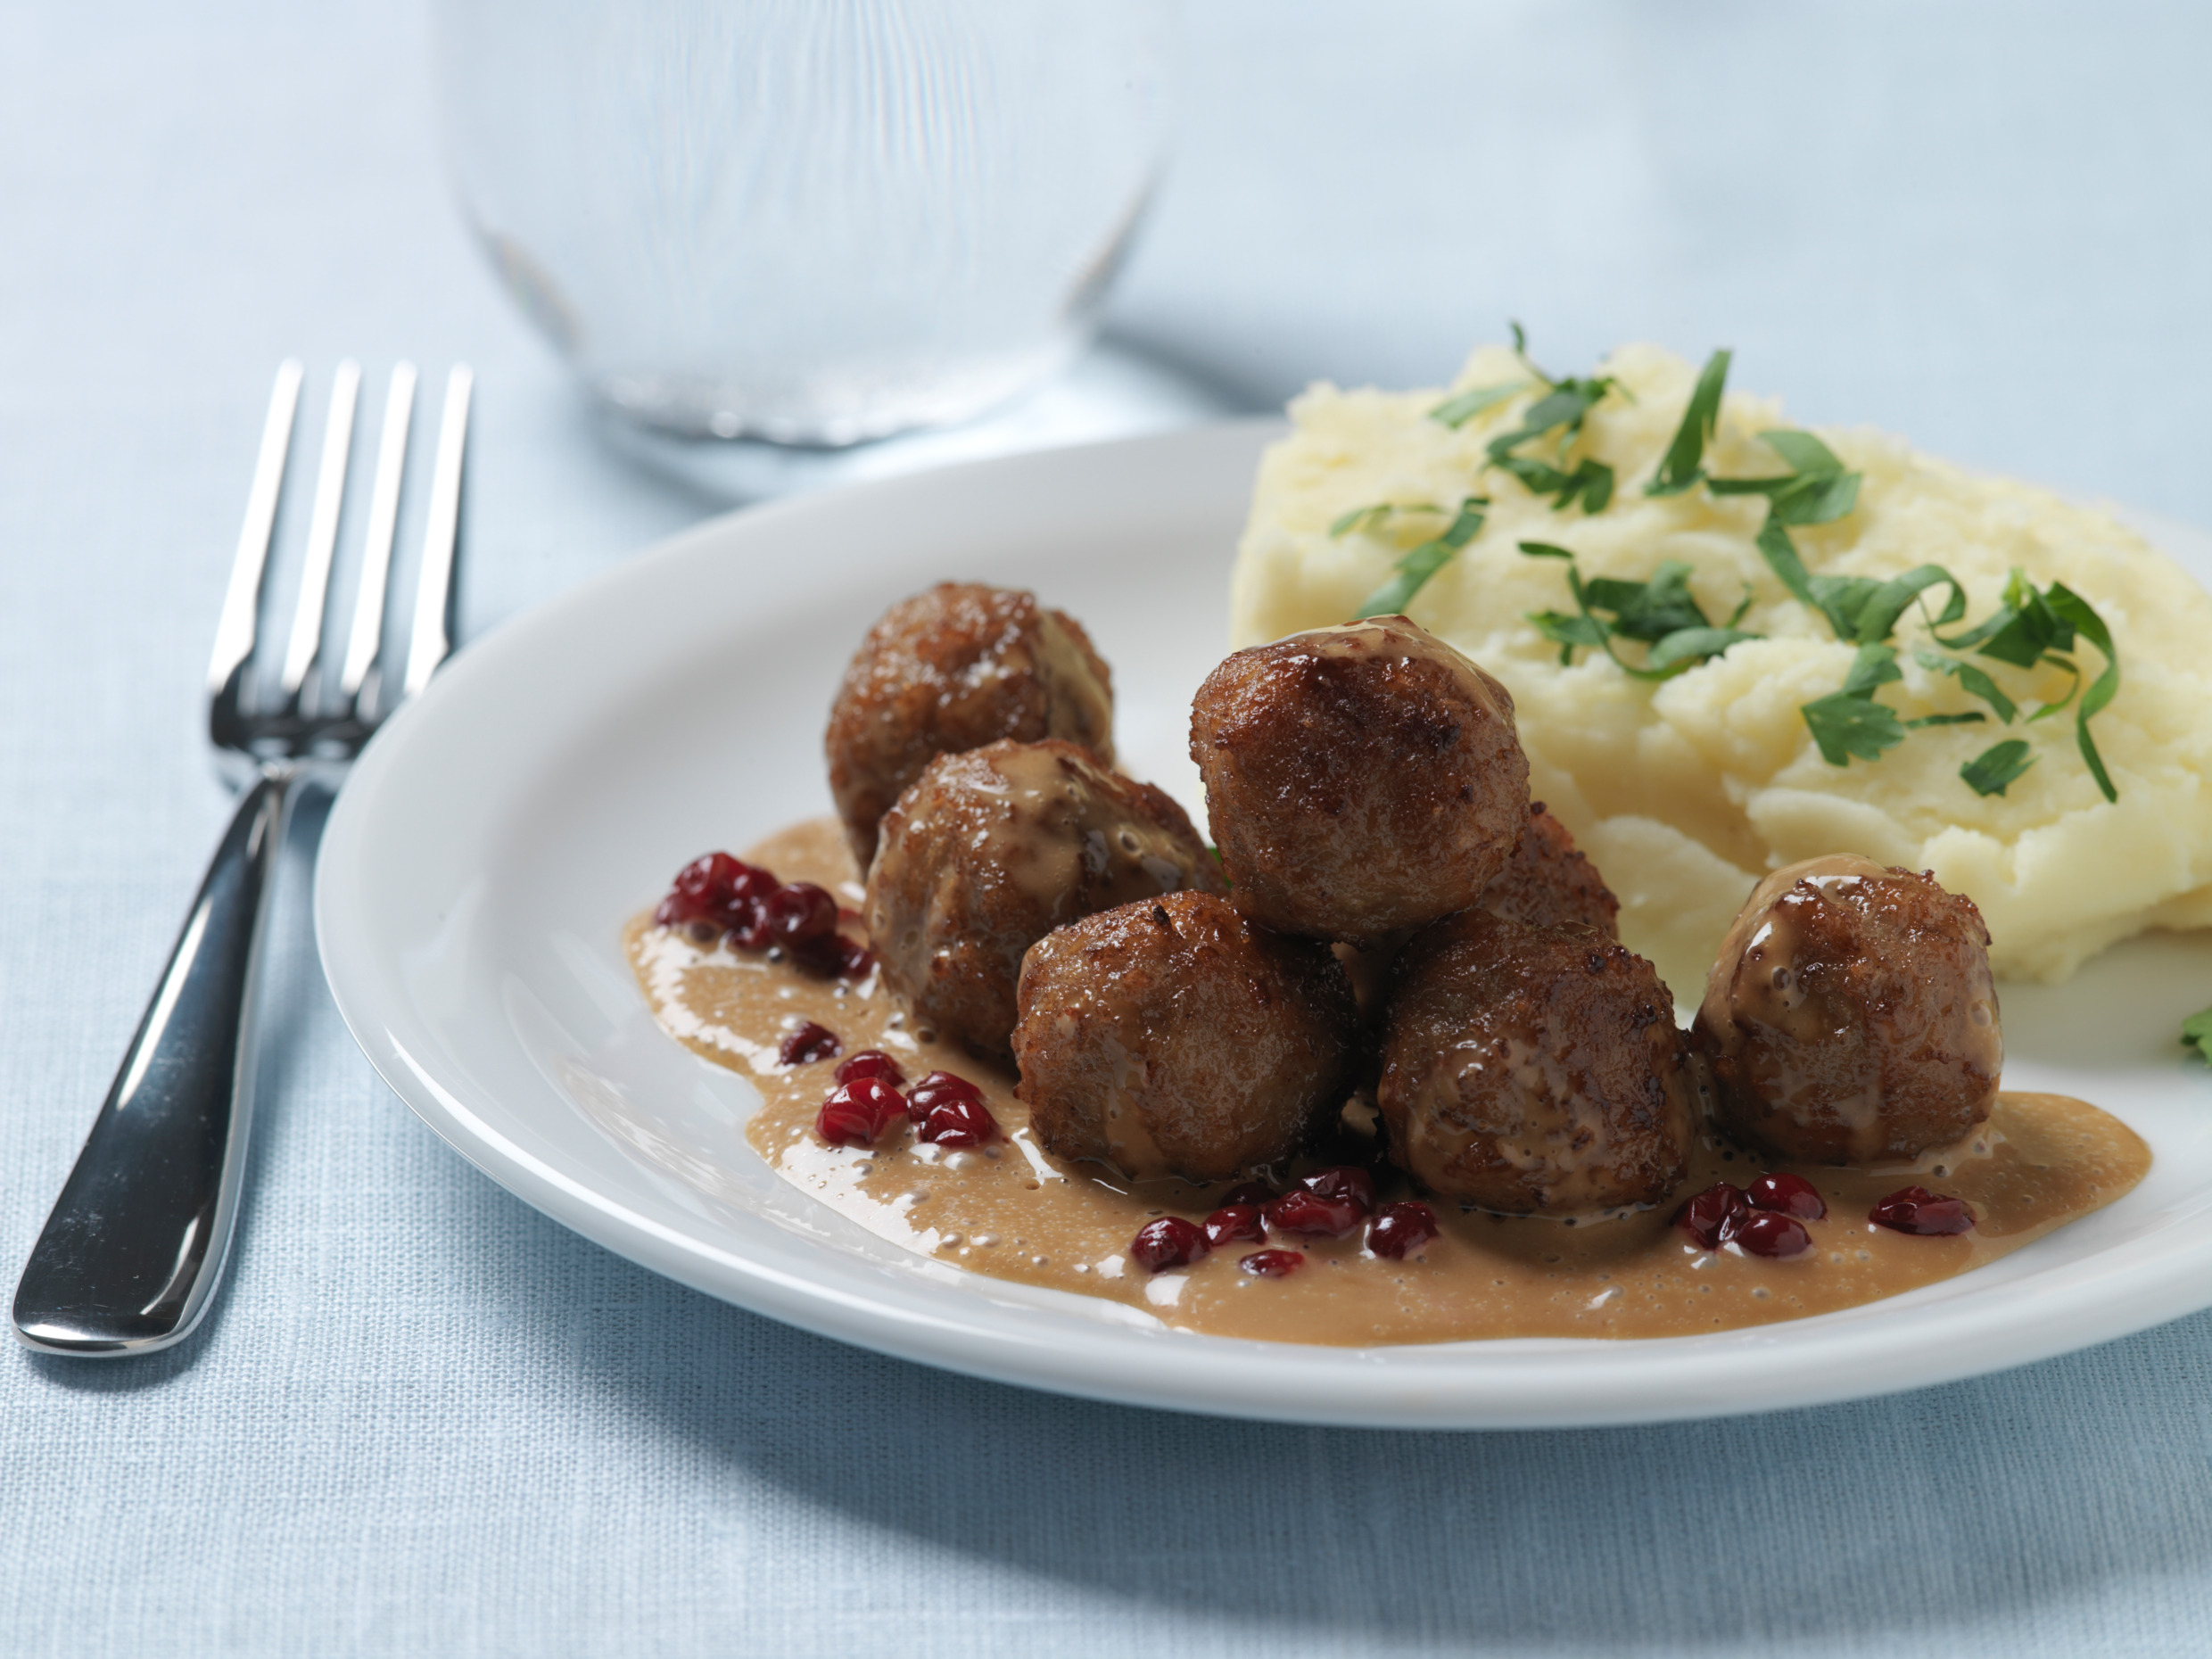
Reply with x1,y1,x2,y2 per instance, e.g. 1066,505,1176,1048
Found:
13,769,298,1356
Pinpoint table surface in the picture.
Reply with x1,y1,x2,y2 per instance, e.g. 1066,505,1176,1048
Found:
6,3,2212,1655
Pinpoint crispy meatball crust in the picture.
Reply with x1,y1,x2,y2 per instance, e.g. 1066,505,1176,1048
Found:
865,739,1223,1059
827,582,1114,868
1377,910,1693,1215
1691,854,2001,1164
1012,890,1359,1182
1189,616,1529,942
1482,802,1620,937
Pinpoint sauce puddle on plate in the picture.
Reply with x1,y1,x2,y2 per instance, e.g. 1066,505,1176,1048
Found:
624,817,2151,1346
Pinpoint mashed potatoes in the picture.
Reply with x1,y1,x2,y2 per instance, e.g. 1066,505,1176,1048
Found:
1231,342,2212,993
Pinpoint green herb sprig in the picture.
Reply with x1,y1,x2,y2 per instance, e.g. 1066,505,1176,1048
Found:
1520,542,1756,679
1373,337,2125,803
1328,500,1444,540
2183,1005,2212,1062
1799,643,1907,764
1429,384,1523,430
1960,739,2035,797
1522,351,2126,801
1933,571,2123,801
1646,348,1731,498
1484,374,1618,515
1424,322,1620,513
1350,497,1489,619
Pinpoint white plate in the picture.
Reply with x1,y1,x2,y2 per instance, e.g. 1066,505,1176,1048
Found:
316,418,2212,1429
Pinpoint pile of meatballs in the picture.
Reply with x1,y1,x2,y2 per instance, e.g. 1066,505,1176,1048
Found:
825,582,2006,1220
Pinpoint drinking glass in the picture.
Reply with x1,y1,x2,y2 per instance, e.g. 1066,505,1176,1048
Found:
433,0,1177,448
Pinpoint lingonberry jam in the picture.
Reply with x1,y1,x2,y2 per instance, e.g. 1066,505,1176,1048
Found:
1239,1249,1305,1278
834,1049,905,1087
815,1077,906,1147
1202,1205,1267,1248
1366,1201,1440,1260
1216,1180,1276,1209
1300,1166,1377,1217
1264,1188,1366,1239
650,858,765,937
1747,1171,1827,1221
1869,1185,1977,1236
1131,1217,1209,1273
1732,1211,1812,1258
777,1021,842,1066
917,1095,998,1148
906,1069,985,1123
655,854,871,978
1676,1182,1753,1250
763,882,839,951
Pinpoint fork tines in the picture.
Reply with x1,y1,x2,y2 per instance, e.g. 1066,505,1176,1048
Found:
209,359,473,754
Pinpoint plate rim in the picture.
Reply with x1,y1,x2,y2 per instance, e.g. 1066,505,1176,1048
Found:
315,417,2212,1430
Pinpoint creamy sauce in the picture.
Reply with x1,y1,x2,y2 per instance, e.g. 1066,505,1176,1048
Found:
625,817,2152,1347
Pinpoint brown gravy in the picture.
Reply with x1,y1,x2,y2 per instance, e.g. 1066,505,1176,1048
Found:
623,817,2152,1347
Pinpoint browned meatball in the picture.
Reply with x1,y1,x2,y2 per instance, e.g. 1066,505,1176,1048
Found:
1482,802,1620,937
826,582,1115,868
1189,616,1529,942
1012,890,1358,1182
865,739,1223,1058
1376,909,1693,1215
1691,854,2001,1164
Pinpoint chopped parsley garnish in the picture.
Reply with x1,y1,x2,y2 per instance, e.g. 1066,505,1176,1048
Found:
2183,1006,2212,1062
1700,423,2122,801
1328,501,1444,539
1647,348,1731,497
1486,378,1619,515
1347,337,2127,803
1353,497,1487,618
1931,570,2121,803
1437,324,1626,516
1960,739,2036,797
1521,541,1756,678
1707,429,1876,637
1429,383,1524,430
1799,643,1907,765
1913,648,2017,723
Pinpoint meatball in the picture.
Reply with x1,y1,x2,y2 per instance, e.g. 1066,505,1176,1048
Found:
1376,910,1693,1215
1482,802,1619,937
865,739,1223,1057
1189,615,1528,942
1691,854,2001,1164
826,582,1114,868
1012,891,1358,1182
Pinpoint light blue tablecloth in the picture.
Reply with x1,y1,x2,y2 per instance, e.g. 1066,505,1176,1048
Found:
5,4,2211,1654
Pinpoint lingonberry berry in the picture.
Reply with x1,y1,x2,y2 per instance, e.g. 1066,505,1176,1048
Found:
1366,1201,1440,1259
814,1077,905,1146
1264,1188,1365,1238
918,1096,998,1147
1300,1165,1377,1217
1676,1182,1752,1250
835,1050,905,1086
762,882,838,952
1131,1217,1209,1273
1202,1205,1267,1248
1746,1171,1827,1221
906,1069,984,1122
1733,1211,1812,1258
1869,1185,1976,1236
777,1021,841,1066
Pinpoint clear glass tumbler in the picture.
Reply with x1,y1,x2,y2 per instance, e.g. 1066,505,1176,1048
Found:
433,0,1177,447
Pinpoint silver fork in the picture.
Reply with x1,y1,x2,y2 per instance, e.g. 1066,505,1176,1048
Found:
12,359,473,1358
